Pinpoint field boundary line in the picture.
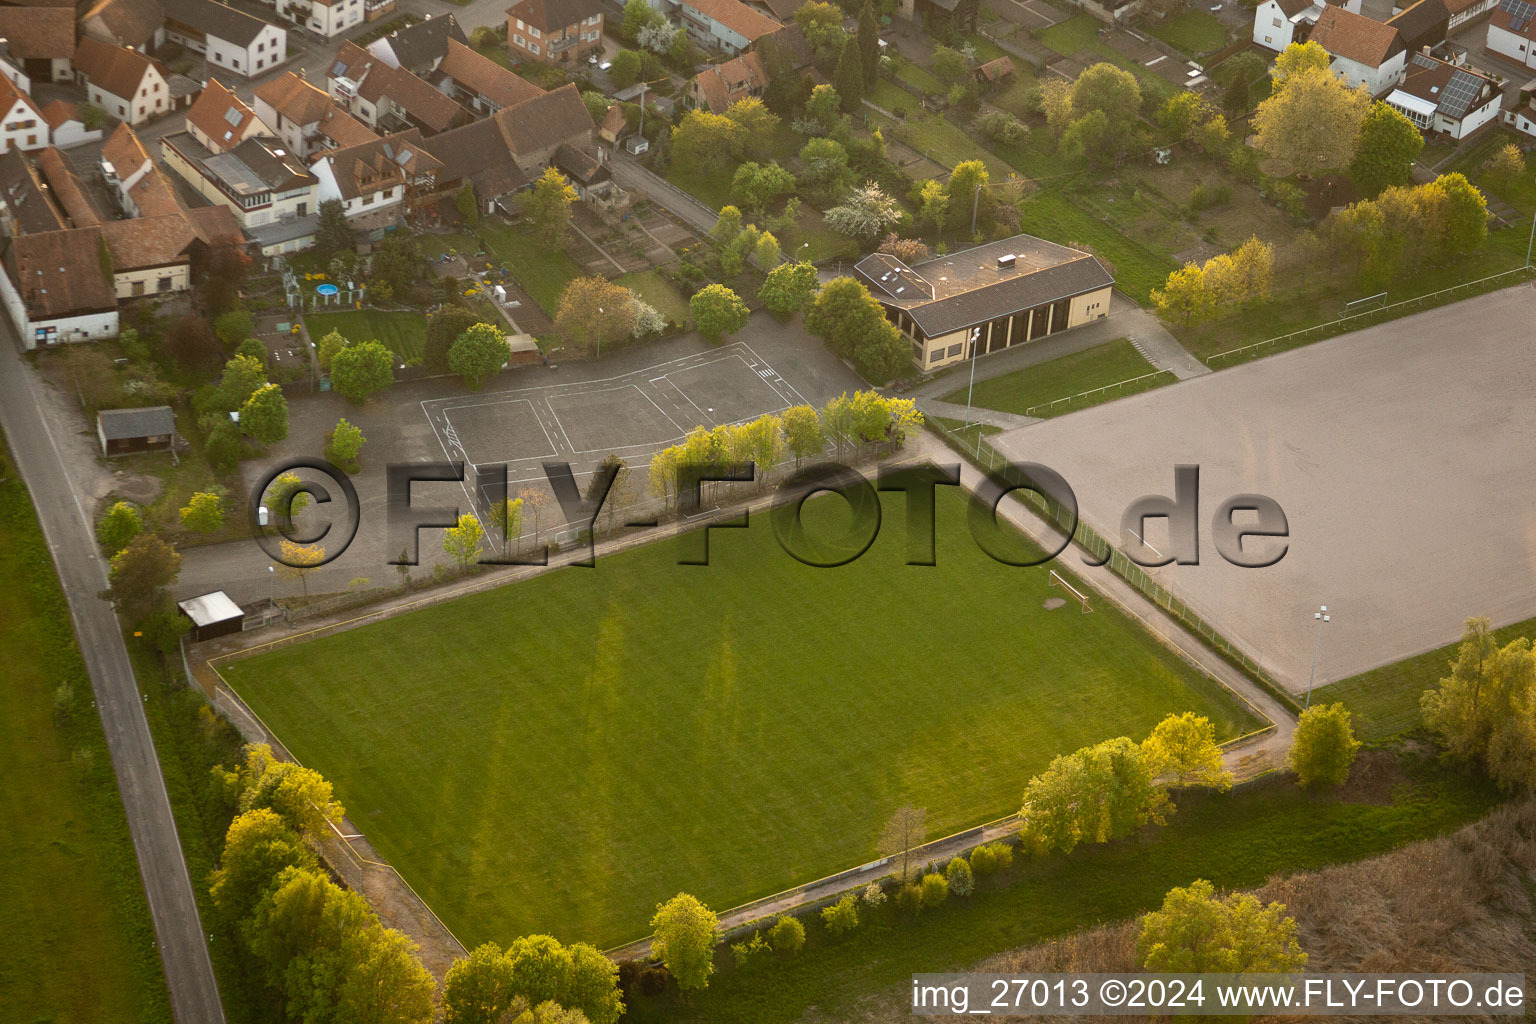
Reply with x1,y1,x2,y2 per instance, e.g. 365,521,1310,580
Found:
1206,266,1536,367
1022,367,1175,418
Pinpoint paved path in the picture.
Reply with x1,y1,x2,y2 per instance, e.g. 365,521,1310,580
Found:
609,152,720,236
0,338,225,1022
916,396,1037,429
906,293,1208,405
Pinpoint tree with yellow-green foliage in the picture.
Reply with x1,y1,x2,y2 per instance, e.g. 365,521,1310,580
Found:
526,166,578,246
1254,64,1371,171
1421,617,1536,792
1141,712,1232,789
1139,878,1307,972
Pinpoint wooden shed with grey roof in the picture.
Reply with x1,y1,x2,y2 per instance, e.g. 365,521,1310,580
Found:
97,405,176,455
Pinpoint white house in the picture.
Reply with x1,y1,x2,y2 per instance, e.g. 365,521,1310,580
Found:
163,0,288,78
0,228,120,349
254,71,342,158
1253,0,1323,51
1384,52,1502,137
101,122,154,214
40,101,105,150
160,131,318,253
1507,97,1536,135
74,37,172,127
0,8,76,86
1441,0,1499,28
1309,5,1408,93
365,13,465,73
0,73,48,155
1487,0,1536,69
274,0,365,38
309,131,440,227
644,0,782,55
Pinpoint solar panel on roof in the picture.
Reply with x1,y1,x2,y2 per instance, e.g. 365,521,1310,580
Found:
332,61,347,76
1411,52,1437,67
1437,68,1483,116
224,107,243,125
1500,0,1534,20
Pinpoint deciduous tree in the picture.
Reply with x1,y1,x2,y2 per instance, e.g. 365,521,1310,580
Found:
824,181,901,240
240,383,288,444
443,513,485,573
731,161,795,216
1254,67,1370,171
208,808,316,924
651,894,718,991
723,98,780,160
325,417,366,471
329,340,394,403
1141,712,1232,789
758,261,819,316
672,110,745,165
877,805,927,884
1349,102,1423,194
450,323,511,390
1019,737,1169,854
276,539,324,598
97,500,142,553
526,167,578,247
1421,618,1536,791
425,307,481,373
1288,702,1361,788
555,276,640,357
316,328,350,371
1271,40,1330,92
1140,878,1307,972
689,284,750,341
108,533,181,622
179,491,224,534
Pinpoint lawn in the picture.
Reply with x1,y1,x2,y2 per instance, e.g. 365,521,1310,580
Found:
476,221,586,315
898,114,1013,179
1037,12,1099,55
622,746,1500,1023
892,59,947,97
1148,10,1228,55
940,339,1170,417
1020,190,1180,303
1449,129,1536,215
867,77,917,114
1314,614,1536,741
615,269,692,327
220,487,1261,950
305,308,427,364
666,160,734,212
0,440,171,1023
782,203,861,263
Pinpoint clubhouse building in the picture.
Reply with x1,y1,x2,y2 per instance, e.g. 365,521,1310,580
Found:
854,235,1114,371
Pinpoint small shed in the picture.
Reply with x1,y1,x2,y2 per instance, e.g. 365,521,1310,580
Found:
975,55,1015,84
97,406,176,456
177,591,245,642
506,333,541,366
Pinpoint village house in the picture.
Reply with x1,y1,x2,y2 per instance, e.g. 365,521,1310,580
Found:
366,13,466,73
328,41,469,135
80,0,165,53
0,227,120,348
74,37,172,126
1487,0,1536,68
309,130,440,227
505,0,604,64
685,49,767,112
162,0,288,78
1384,51,1501,137
1309,5,1409,93
0,73,48,155
0,8,75,86
436,38,543,115
184,78,271,153
646,0,782,55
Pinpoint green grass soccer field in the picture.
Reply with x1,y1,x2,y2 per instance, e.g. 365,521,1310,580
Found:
221,487,1262,949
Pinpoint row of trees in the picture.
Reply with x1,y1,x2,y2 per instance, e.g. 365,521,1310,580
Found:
644,390,922,506
209,744,437,1023
1324,173,1488,289
442,936,623,1024
1151,235,1275,326
804,276,912,382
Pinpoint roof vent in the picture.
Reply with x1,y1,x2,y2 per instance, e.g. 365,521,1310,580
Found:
997,253,1016,269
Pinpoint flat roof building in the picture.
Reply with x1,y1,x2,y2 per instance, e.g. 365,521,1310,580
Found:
855,235,1114,371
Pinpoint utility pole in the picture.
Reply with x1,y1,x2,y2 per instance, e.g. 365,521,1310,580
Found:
1305,604,1331,709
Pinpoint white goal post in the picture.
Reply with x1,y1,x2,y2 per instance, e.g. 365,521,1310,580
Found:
1048,569,1092,613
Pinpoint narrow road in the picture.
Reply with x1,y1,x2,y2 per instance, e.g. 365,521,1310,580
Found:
0,337,225,1024
609,152,720,236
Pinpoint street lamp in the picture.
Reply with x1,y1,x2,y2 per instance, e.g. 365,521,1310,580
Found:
596,307,604,359
962,326,983,431
1305,604,1331,709
268,564,276,611
1526,184,1535,267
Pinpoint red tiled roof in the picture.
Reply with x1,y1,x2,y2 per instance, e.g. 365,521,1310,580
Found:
39,99,80,130
10,228,118,317
439,38,542,108
100,215,196,270
316,105,379,148
102,122,151,176
36,148,100,228
682,0,781,41
504,0,601,31
1310,6,1404,67
74,36,164,103
255,71,336,126
185,78,262,153
80,0,163,50
0,7,74,59
129,167,183,218
186,204,243,246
